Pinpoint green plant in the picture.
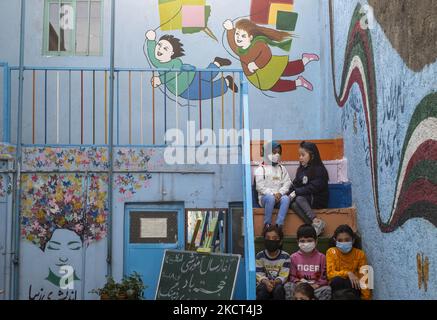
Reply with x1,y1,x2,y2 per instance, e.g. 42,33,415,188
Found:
90,272,146,300
122,272,146,300
90,276,120,300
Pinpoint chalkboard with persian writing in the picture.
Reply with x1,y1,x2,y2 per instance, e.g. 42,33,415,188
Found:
155,250,241,300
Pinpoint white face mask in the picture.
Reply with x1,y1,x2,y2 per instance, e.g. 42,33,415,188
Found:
298,241,316,253
268,153,281,163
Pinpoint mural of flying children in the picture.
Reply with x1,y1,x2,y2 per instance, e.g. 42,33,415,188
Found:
145,30,239,100
223,19,319,92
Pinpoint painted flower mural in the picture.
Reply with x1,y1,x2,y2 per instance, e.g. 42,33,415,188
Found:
22,147,109,172
0,175,10,198
20,173,108,250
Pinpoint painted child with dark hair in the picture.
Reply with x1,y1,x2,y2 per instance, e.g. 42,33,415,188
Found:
285,224,331,300
145,30,238,100
256,225,290,300
43,229,82,288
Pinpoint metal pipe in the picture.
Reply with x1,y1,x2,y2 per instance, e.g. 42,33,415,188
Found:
11,0,26,300
18,170,216,175
10,66,244,73
2,63,11,143
69,70,72,144
20,143,240,149
44,70,47,144
240,75,256,300
106,0,116,277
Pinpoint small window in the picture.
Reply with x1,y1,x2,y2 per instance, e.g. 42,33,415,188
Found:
43,0,103,56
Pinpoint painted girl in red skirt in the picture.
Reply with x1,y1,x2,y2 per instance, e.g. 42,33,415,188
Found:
223,18,319,92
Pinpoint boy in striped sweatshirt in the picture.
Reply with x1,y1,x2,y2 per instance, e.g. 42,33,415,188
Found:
256,225,290,300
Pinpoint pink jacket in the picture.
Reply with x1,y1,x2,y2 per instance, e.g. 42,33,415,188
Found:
289,249,328,286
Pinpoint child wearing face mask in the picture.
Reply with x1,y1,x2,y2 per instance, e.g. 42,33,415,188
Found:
326,224,372,300
255,141,292,231
289,141,328,236
256,225,290,300
285,224,331,300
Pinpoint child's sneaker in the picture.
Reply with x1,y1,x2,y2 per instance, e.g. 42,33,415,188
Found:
312,218,326,236
263,223,271,234
225,75,239,93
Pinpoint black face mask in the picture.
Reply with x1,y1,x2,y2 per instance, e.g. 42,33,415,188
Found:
264,239,281,253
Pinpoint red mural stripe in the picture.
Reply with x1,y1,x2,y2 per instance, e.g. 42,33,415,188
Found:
404,140,437,175
390,179,437,227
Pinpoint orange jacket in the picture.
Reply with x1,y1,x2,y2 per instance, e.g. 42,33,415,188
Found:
326,247,372,300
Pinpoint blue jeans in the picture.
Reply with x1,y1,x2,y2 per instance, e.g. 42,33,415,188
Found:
180,63,228,100
261,194,290,226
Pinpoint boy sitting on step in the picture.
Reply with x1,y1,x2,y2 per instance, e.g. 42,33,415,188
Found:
285,224,331,300
256,225,290,300
255,141,292,231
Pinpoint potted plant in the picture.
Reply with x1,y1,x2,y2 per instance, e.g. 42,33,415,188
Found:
90,276,119,300
90,273,146,300
122,272,146,300
116,282,128,300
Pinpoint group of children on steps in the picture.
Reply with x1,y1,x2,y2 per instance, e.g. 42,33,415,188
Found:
256,223,371,300
255,141,372,300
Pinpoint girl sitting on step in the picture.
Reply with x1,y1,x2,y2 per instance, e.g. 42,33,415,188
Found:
326,224,372,300
289,141,328,236
255,141,292,231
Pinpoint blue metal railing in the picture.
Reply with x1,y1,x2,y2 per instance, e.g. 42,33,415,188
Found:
5,66,244,146
1,62,11,143
241,80,256,300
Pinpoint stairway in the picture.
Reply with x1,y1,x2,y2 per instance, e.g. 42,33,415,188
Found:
251,139,356,254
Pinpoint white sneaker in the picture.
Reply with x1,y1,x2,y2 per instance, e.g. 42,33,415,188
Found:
312,218,326,236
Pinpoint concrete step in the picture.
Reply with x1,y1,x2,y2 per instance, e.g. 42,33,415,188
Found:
253,207,357,237
251,159,349,184
251,139,344,162
252,182,352,209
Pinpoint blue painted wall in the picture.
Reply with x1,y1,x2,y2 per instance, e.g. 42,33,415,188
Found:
3,0,436,300
326,0,437,299
0,0,336,144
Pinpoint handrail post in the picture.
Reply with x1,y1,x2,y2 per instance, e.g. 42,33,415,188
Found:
2,63,11,143
11,0,26,300
106,0,116,278
241,77,256,300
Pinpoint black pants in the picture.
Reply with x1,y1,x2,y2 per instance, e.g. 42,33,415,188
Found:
290,196,316,224
256,283,285,300
330,277,361,300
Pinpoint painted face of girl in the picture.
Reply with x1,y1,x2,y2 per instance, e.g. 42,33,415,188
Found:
45,229,82,278
234,28,253,49
298,148,311,166
155,40,174,63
